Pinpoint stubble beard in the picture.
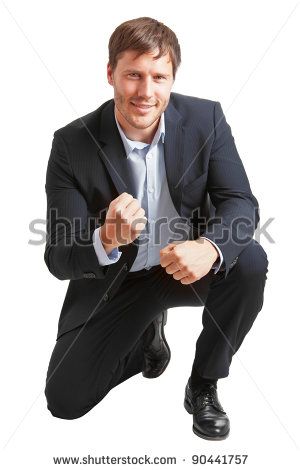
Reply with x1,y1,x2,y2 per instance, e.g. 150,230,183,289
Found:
115,92,166,130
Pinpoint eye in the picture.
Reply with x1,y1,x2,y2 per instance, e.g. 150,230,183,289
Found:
128,73,140,78
154,76,166,80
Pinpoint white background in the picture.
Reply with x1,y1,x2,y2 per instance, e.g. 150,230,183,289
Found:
1,0,299,468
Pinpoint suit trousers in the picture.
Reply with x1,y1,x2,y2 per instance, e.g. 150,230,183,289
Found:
44,239,268,420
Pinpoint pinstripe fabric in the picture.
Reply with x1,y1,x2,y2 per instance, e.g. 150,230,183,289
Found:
44,92,259,339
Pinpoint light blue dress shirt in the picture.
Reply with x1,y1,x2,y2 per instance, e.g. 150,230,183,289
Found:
92,108,223,273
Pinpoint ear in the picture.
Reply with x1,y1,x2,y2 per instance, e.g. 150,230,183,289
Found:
107,62,114,86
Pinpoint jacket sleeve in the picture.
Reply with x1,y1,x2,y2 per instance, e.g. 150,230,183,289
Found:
201,101,260,276
44,130,110,280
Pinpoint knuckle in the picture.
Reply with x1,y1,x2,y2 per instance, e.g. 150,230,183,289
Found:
186,267,195,276
123,214,131,224
177,256,184,265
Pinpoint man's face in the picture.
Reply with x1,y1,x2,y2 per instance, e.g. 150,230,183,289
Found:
107,49,174,132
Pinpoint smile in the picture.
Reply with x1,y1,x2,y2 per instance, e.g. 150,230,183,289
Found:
130,102,155,114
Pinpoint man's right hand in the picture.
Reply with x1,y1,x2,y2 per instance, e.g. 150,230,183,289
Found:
99,192,147,254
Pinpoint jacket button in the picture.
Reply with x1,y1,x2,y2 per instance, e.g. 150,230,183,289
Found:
123,263,128,271
83,272,96,279
103,293,109,302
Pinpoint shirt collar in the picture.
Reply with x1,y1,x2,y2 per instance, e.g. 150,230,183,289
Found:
114,106,165,158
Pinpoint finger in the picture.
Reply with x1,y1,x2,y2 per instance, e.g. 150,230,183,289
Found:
124,198,141,214
160,243,177,254
180,274,200,285
132,211,147,232
172,269,188,280
180,275,193,284
112,192,132,205
160,250,177,267
121,203,141,221
165,261,184,275
118,192,134,200
132,207,146,219
129,202,145,218
113,194,134,214
159,244,177,264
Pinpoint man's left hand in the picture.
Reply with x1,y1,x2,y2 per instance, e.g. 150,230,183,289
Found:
159,239,219,285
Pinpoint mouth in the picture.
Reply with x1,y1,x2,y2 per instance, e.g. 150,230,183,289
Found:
130,102,156,114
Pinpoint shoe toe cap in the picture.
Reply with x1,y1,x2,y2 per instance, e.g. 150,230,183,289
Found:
194,412,230,438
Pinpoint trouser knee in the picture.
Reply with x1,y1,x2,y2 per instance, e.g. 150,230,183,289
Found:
44,380,103,420
233,240,268,283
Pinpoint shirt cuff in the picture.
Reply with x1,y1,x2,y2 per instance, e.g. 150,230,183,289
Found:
200,237,224,274
92,227,122,266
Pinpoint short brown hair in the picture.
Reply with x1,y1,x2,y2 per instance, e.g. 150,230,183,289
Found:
108,17,181,79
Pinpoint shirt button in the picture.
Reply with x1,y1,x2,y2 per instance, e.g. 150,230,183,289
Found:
103,293,109,302
123,263,128,271
147,153,152,159
148,188,154,193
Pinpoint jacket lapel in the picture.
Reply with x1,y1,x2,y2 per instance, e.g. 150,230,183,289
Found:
164,99,184,215
96,100,138,198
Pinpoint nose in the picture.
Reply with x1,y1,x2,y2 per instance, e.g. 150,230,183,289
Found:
137,76,153,100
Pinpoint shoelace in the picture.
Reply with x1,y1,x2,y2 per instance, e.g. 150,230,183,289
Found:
193,384,220,410
201,387,217,406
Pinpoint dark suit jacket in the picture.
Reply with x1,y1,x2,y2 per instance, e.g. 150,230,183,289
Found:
44,92,259,339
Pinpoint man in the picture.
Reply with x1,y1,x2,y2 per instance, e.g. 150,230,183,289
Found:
44,17,268,440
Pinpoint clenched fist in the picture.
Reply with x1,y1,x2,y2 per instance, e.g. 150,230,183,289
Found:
99,192,147,254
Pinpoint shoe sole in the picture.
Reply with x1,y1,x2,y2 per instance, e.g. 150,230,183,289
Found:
192,425,230,441
142,310,171,379
184,399,230,441
142,353,171,378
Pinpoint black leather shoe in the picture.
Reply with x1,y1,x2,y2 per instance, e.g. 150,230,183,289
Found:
142,310,171,379
184,378,230,440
